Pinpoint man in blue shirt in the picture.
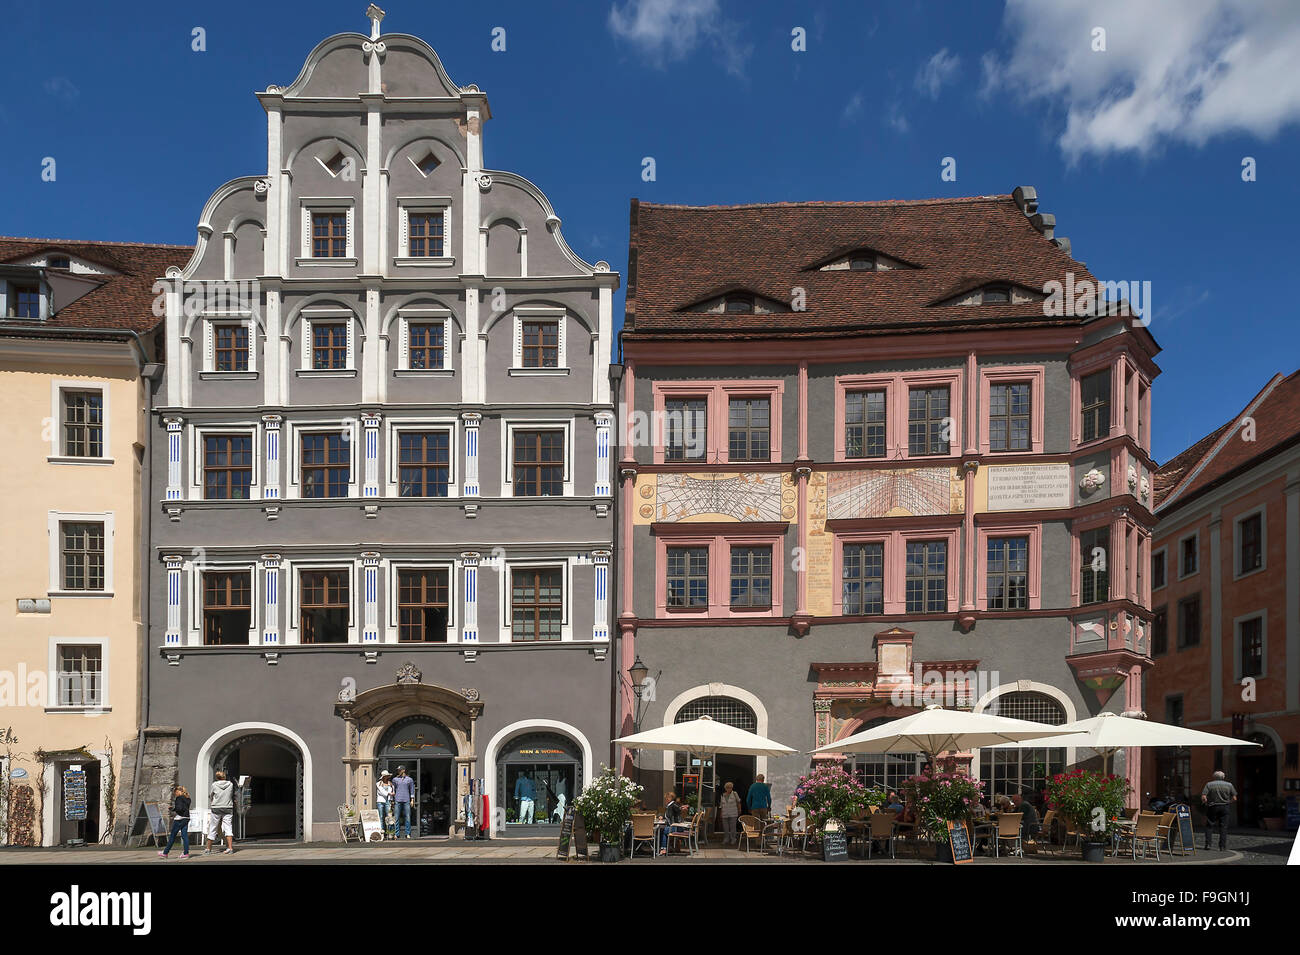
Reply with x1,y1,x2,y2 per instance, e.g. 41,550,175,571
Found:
515,774,536,825
392,766,416,838
747,774,773,819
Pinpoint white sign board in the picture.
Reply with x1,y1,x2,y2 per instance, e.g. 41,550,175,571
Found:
360,808,384,842
987,464,1072,511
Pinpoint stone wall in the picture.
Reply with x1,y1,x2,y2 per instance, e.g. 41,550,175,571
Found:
112,726,180,843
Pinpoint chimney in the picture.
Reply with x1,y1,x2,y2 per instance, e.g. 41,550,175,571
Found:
1011,185,1038,216
1029,213,1055,240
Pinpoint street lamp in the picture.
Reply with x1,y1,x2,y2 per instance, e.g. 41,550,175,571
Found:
626,656,658,789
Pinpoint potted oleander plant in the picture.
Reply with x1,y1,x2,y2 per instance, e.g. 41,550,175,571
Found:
572,766,643,862
1045,769,1130,862
900,771,983,860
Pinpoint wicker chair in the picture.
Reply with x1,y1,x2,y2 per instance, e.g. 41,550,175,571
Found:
1120,813,1163,861
866,810,897,859
994,812,1023,857
1156,811,1176,854
666,815,696,856
630,813,656,859
738,815,763,853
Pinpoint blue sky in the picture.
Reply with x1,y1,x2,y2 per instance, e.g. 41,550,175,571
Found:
3,0,1297,463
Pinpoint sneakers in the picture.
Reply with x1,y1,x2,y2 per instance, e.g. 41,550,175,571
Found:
157,851,167,858
222,847,233,854
179,853,190,860
203,848,211,855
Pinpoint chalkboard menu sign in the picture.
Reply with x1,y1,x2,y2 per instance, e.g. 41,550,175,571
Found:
822,826,849,862
947,821,973,864
1171,804,1195,854
1285,796,1300,831
555,807,576,859
62,769,88,822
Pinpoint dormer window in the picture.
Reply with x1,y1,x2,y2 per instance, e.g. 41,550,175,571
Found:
816,249,912,272
47,256,70,271
12,284,41,318
981,286,1010,304
934,283,1038,307
724,295,754,313
849,255,876,271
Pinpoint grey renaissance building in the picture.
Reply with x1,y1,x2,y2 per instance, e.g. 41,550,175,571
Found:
145,8,617,840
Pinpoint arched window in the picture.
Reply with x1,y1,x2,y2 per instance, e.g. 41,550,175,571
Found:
981,691,1067,800
673,696,757,797
675,696,756,731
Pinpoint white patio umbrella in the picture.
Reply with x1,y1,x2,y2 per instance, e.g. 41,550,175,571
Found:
810,704,1077,760
987,712,1259,774
615,715,797,802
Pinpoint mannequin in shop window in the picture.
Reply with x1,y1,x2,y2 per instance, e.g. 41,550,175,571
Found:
551,778,567,822
515,772,536,824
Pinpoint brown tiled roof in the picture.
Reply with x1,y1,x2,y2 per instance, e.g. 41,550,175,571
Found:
0,236,192,335
624,195,1100,339
1156,369,1300,511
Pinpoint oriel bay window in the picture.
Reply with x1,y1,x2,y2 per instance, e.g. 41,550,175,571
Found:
666,547,708,609
1080,368,1111,443
511,568,563,641
300,570,349,643
398,569,449,642
729,546,772,610
844,390,886,459
204,434,253,500
842,542,884,615
905,540,947,613
204,571,252,645
300,433,350,498
62,390,104,458
513,430,564,496
728,397,770,462
907,387,950,455
398,431,450,497
1080,527,1109,605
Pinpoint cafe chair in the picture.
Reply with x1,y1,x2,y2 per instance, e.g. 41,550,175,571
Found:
1156,811,1176,853
783,812,808,854
1035,810,1057,855
698,807,714,847
666,815,697,857
1123,813,1163,861
994,812,1023,858
630,813,656,860
738,815,763,853
866,810,897,859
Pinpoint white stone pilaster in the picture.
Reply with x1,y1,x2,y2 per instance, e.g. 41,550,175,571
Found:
461,552,480,643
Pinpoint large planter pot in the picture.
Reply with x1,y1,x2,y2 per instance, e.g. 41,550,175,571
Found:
598,842,622,863
1260,816,1284,831
1082,840,1107,863
934,841,953,863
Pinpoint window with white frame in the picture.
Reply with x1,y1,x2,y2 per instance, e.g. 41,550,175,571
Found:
508,564,565,642
503,420,572,497
297,567,352,644
288,422,357,499
397,202,452,263
397,309,453,372
1235,509,1265,578
202,316,257,374
201,569,255,645
47,512,114,595
1178,532,1199,579
511,308,567,373
51,641,106,709
49,381,110,463
299,311,356,372
388,560,457,642
299,202,355,263
194,425,259,500
386,418,458,497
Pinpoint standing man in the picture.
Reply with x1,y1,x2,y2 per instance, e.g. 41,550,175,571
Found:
393,765,416,838
747,773,772,820
1200,770,1237,851
206,770,235,855
514,772,536,825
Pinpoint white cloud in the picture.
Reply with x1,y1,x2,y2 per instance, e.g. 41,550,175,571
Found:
44,77,80,102
841,91,864,124
886,102,910,134
983,0,1300,159
608,0,752,78
915,49,961,99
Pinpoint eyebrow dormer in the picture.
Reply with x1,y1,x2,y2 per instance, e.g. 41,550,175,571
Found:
811,247,916,272
932,281,1045,307
679,287,791,314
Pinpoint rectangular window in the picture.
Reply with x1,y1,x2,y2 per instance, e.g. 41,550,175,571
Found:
311,322,348,369
62,391,104,458
408,323,444,370
1080,527,1110,605
842,542,884,615
398,431,450,497
56,645,102,707
1240,617,1263,678
986,536,1029,610
61,521,105,591
1239,514,1262,574
1152,550,1166,590
300,433,350,498
845,390,886,459
664,398,708,462
521,321,559,368
300,570,349,643
512,430,564,496
311,212,347,258
407,211,445,258
511,568,563,641
1181,535,1198,576
666,547,709,609
905,540,947,612
397,569,449,643
728,397,771,462
907,387,950,456
204,571,251,646
1152,607,1168,655
988,382,1031,452
214,324,249,371
13,284,41,318
1177,594,1201,649
1165,695,1184,726
1080,369,1111,443
203,434,254,500
730,546,773,609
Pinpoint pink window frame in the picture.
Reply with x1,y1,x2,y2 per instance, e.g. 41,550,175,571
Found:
1070,511,1120,607
651,380,784,465
654,529,785,619
831,527,959,615
1069,352,1126,450
833,369,962,462
975,523,1042,611
978,365,1045,455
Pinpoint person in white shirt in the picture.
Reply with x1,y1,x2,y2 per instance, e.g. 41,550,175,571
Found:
376,770,395,836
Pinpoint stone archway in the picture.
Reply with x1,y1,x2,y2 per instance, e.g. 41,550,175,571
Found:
334,667,483,833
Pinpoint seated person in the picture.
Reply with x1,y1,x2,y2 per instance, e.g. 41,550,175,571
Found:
658,792,686,855
971,798,991,821
994,794,1015,814
1010,793,1040,838
884,792,904,813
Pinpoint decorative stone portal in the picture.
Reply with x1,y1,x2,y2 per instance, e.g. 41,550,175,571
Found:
334,667,483,834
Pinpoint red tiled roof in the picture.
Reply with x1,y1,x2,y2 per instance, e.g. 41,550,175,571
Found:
1156,369,1300,511
0,236,192,335
624,195,1100,339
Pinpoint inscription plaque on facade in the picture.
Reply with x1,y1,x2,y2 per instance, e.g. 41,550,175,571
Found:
987,464,1071,511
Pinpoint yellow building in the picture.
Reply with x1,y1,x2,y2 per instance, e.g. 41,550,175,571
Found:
0,239,188,845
